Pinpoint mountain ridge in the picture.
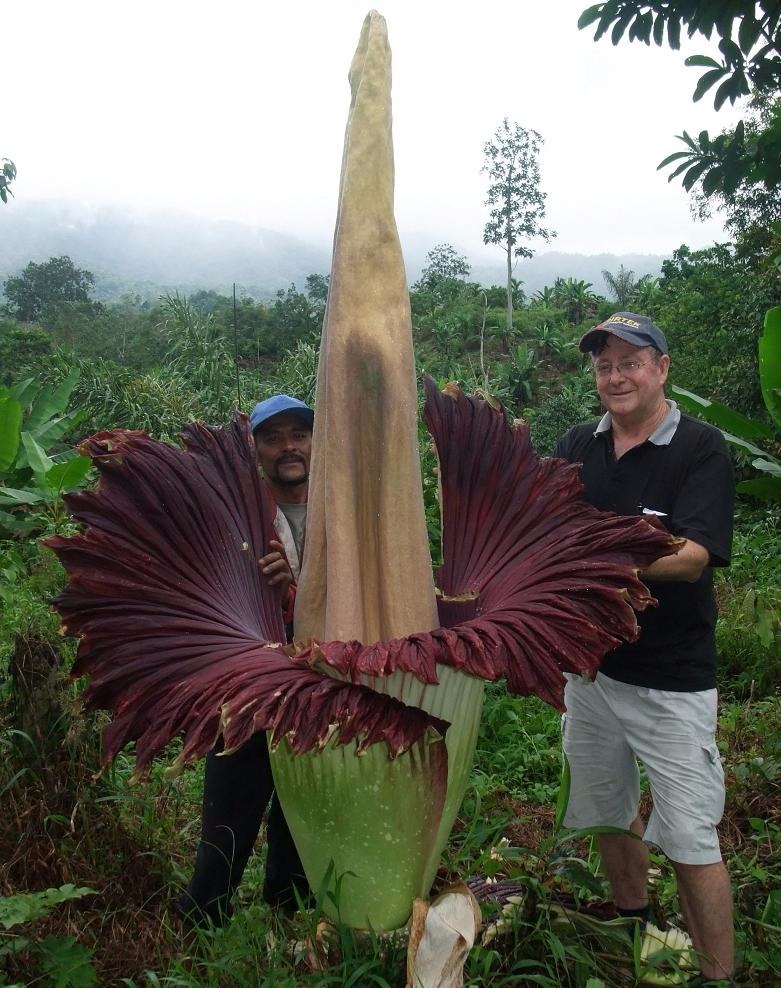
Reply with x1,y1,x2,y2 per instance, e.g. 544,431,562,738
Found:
1,202,668,302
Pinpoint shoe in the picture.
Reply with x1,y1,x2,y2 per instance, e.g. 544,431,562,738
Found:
172,890,231,929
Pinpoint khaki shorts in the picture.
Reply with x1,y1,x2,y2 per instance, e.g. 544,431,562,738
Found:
562,673,725,865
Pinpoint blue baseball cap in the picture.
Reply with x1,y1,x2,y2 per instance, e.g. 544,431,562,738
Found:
579,311,668,355
249,394,314,433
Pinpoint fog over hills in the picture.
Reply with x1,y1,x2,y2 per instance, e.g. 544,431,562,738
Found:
1,203,667,302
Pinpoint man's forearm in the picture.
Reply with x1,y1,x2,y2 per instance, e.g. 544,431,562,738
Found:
640,537,710,583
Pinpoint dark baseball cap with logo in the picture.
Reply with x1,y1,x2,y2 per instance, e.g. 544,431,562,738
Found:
579,311,668,355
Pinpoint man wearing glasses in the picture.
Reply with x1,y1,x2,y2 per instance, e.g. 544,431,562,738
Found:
555,312,735,986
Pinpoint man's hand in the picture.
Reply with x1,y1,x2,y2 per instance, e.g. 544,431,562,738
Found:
259,540,294,605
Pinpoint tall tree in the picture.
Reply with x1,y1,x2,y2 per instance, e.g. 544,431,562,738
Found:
418,243,471,286
579,2,781,197
482,119,555,332
3,256,96,322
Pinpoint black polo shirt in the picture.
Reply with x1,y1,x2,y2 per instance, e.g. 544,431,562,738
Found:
555,408,734,691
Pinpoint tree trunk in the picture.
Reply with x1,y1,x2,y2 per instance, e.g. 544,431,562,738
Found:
505,233,513,334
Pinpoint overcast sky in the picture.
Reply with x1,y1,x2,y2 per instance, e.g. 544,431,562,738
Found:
5,1,744,261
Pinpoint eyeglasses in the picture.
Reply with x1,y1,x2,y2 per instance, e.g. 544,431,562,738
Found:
592,359,652,378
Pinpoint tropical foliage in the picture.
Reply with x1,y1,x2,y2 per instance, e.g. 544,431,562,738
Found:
579,1,781,196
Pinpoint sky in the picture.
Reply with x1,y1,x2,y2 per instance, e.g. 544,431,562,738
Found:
4,0,745,262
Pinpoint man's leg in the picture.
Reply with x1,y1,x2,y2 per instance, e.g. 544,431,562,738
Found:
263,791,310,909
596,814,650,910
176,732,273,926
673,859,734,980
623,687,732,978
563,674,645,911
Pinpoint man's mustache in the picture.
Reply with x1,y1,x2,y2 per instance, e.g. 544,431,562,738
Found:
275,454,307,467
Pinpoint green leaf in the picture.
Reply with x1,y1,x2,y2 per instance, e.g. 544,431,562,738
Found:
0,886,94,930
714,72,746,110
759,308,781,430
0,508,35,534
737,476,781,501
671,386,776,441
702,164,726,196
39,935,98,987
577,5,602,31
25,369,80,432
0,487,47,506
30,409,85,455
693,67,726,102
657,150,692,170
652,11,665,46
8,377,37,404
555,859,606,897
0,936,31,959
737,15,762,55
44,455,92,498
667,15,681,49
0,393,22,472
685,55,721,69
722,431,779,460
681,158,713,191
751,457,781,477
611,12,633,45
21,432,54,479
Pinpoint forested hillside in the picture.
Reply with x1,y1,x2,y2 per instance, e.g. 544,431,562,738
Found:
0,202,666,302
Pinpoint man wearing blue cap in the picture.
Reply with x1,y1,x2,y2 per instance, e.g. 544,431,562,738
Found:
555,314,735,985
175,395,313,927
250,394,314,614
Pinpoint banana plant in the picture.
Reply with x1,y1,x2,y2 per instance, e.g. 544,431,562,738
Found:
0,369,92,534
672,307,781,501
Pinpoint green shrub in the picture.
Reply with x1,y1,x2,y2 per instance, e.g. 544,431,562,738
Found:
527,373,599,456
716,506,781,697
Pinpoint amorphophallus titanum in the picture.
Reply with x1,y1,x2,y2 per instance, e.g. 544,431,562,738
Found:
45,11,677,934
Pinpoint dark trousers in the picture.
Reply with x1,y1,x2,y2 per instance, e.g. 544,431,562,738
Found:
175,731,309,926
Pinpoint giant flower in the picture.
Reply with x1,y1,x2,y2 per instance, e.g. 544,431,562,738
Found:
45,12,676,932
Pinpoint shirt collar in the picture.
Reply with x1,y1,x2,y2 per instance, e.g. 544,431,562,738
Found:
594,399,680,446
